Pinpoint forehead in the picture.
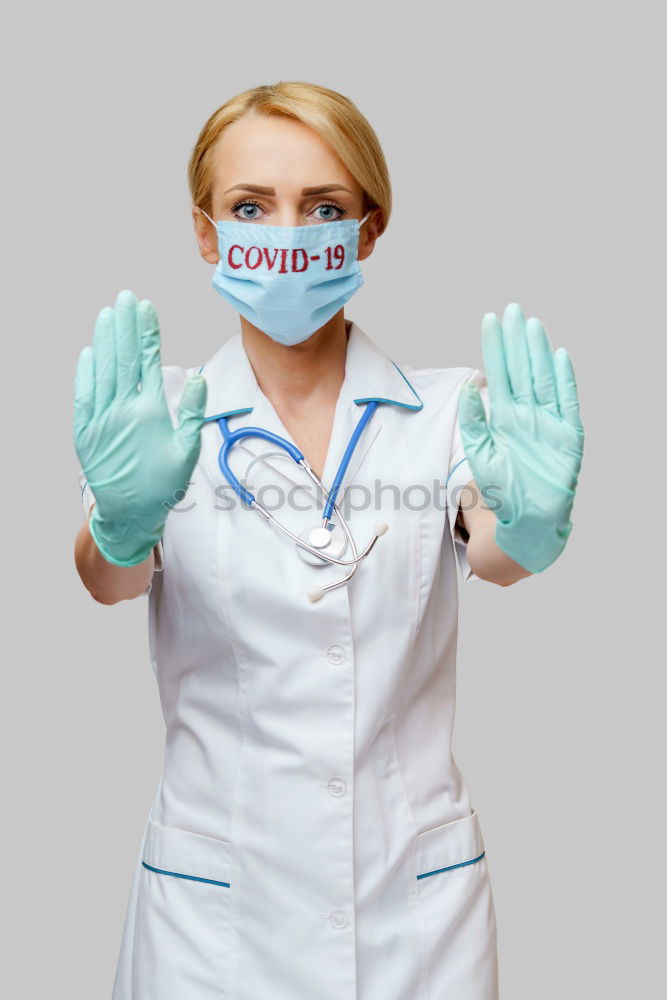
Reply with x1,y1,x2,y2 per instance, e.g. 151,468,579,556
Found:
210,113,359,197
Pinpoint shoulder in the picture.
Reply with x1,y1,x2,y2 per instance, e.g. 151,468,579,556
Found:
159,362,201,421
394,360,487,417
160,362,199,390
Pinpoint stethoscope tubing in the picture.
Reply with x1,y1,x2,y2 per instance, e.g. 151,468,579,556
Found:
215,400,387,597
216,400,378,515
217,423,304,507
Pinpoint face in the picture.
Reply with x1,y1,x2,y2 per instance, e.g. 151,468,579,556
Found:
192,111,381,265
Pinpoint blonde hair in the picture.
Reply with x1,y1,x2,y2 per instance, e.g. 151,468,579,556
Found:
187,81,392,235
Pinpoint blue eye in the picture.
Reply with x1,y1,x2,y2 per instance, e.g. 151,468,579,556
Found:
230,199,262,221
229,198,347,223
314,202,346,222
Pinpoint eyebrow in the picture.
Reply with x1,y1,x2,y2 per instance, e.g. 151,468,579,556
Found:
223,183,354,196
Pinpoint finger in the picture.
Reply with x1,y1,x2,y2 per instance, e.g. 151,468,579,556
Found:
526,316,559,416
480,312,512,411
554,348,583,428
114,289,142,400
176,375,207,457
458,382,495,469
73,345,95,437
501,302,533,404
92,305,116,415
138,299,164,398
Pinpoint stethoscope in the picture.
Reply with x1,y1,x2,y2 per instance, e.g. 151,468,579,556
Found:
216,401,388,602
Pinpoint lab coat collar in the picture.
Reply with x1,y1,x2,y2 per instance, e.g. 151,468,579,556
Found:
198,319,423,422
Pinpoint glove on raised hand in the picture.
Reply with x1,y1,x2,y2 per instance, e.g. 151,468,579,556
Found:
458,302,584,574
73,288,207,567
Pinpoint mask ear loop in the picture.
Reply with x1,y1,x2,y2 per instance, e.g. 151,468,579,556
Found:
198,207,216,228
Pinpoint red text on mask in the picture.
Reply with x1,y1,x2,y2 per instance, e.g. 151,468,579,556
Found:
227,245,345,271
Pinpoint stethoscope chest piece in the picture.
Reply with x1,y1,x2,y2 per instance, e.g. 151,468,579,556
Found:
296,522,348,566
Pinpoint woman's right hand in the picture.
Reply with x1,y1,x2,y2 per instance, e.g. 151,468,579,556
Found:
73,289,207,567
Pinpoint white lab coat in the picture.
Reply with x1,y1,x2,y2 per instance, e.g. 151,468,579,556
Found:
79,319,498,999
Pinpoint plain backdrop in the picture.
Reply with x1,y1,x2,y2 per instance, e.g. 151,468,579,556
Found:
3,1,664,996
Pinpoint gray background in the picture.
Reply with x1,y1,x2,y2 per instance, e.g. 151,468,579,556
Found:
3,1,664,996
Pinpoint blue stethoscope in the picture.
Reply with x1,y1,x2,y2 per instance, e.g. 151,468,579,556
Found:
217,400,389,602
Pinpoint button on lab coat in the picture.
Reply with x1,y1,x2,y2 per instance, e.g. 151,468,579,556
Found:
79,319,498,999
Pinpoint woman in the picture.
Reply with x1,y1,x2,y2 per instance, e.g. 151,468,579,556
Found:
73,81,584,1000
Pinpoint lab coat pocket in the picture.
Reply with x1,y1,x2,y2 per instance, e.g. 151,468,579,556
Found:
414,809,499,998
131,819,234,1000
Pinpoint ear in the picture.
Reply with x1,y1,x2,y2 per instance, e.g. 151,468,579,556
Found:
358,207,383,263
192,206,219,265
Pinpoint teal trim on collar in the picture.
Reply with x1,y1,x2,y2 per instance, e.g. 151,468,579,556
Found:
198,352,423,419
202,407,254,424
354,361,423,411
198,360,255,422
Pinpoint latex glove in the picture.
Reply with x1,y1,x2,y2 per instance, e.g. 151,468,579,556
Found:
458,303,584,574
73,289,207,567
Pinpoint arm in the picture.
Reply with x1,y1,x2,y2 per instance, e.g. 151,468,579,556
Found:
74,501,155,604
457,480,532,587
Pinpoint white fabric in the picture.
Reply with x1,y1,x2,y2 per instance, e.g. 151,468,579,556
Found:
445,369,491,583
81,319,499,999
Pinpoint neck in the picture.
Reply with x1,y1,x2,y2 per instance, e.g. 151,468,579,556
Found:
240,310,350,411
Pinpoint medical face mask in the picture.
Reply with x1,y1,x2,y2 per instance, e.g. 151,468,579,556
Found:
200,207,372,346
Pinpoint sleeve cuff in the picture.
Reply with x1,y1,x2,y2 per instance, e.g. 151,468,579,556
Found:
446,458,479,583
445,369,491,584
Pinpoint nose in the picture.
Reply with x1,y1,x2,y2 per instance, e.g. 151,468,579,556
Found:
275,207,314,227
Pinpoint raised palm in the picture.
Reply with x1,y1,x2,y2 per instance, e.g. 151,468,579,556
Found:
458,303,584,573
73,289,207,566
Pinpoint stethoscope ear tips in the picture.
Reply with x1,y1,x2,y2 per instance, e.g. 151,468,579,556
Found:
307,586,325,603
374,521,389,537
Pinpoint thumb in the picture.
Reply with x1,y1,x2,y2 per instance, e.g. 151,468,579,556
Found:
176,375,207,454
458,382,494,466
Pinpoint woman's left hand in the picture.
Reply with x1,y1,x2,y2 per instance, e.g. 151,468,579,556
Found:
458,302,585,574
